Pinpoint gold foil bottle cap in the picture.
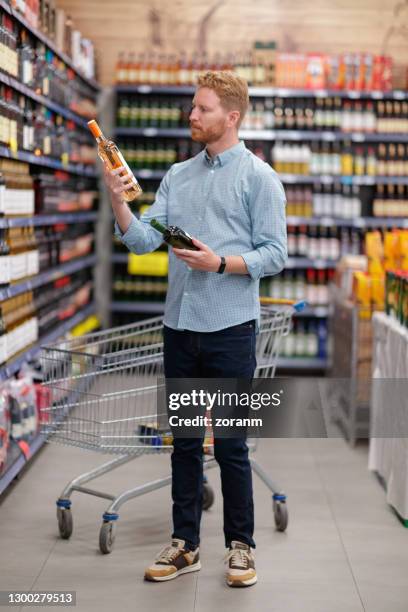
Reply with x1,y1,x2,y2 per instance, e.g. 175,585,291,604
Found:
87,119,104,139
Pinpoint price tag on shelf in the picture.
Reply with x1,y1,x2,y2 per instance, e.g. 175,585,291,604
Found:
371,91,383,99
353,218,366,228
138,86,152,94
314,90,328,98
348,91,361,99
144,128,158,137
393,91,405,100
320,217,334,226
139,169,153,178
315,260,328,269
351,133,365,142
128,251,168,276
321,132,335,141
71,315,101,337
275,89,292,97
61,153,69,168
321,175,334,184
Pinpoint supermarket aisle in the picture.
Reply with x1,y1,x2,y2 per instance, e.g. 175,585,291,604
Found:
1,438,408,612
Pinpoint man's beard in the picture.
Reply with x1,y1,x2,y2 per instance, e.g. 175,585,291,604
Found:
190,119,228,144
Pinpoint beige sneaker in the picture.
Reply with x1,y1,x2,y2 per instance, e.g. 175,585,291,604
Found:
225,541,257,587
144,538,201,582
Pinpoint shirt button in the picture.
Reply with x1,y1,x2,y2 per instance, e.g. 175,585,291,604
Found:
210,170,215,174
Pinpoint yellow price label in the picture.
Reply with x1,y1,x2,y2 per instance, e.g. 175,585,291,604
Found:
128,251,168,276
71,315,101,337
61,153,69,167
9,137,18,155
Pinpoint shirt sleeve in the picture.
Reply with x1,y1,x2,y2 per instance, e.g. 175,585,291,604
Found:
241,165,287,280
114,169,171,254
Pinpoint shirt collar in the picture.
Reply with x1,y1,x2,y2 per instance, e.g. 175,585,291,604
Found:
204,141,245,167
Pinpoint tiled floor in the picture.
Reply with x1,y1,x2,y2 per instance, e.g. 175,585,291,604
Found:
0,437,407,611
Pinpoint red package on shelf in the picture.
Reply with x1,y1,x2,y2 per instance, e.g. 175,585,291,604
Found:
35,384,52,425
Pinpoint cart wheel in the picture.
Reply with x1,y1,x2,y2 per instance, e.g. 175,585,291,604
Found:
202,483,215,510
274,502,288,532
99,521,116,554
57,507,73,540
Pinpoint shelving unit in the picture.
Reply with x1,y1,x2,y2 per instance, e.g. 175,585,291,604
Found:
0,0,99,91
0,302,96,494
112,83,408,372
0,212,98,229
0,301,96,382
115,126,408,144
0,71,90,129
0,254,96,301
0,2,100,494
134,168,408,187
0,145,97,176
116,84,408,100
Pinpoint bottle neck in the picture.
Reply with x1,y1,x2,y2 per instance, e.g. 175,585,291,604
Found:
150,219,166,234
95,134,106,143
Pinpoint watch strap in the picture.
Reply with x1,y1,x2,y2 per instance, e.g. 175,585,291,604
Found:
217,256,226,274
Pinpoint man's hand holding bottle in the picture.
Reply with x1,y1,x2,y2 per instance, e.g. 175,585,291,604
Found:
103,165,223,272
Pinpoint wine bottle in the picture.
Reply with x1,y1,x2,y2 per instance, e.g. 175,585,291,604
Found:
87,119,142,202
150,219,199,250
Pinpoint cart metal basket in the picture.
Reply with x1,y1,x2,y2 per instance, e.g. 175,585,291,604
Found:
40,299,304,553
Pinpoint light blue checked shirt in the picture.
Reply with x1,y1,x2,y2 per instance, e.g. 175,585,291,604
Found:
115,141,287,332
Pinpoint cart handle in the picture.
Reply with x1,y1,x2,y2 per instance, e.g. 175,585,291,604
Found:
259,297,307,312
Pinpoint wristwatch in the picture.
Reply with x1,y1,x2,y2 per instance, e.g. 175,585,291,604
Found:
217,256,226,274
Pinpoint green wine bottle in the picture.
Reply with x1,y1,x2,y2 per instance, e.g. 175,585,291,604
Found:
150,219,199,250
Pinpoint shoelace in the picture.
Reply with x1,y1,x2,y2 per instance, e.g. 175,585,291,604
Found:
225,548,250,569
156,545,181,564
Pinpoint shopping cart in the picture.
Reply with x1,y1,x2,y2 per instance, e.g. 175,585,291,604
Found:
40,298,305,554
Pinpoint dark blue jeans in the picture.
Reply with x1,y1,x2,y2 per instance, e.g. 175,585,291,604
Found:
163,321,257,550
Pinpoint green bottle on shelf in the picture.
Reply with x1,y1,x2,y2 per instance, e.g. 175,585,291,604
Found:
150,219,199,250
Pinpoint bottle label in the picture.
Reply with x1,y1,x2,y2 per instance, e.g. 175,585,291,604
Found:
0,185,5,214
0,256,11,284
0,336,6,365
9,253,27,281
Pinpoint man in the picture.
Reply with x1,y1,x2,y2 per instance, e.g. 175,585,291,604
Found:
103,71,287,587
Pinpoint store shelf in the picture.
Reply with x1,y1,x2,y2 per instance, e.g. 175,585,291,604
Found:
110,301,329,318
0,212,98,229
115,127,190,138
0,145,97,177
0,254,97,301
0,302,96,494
115,126,408,143
138,169,167,180
0,302,95,382
0,71,89,130
112,253,129,264
281,174,408,186
286,216,408,228
111,300,165,313
0,433,45,496
276,357,328,370
286,257,336,269
116,84,408,100
0,0,99,91
112,253,336,269
134,170,408,187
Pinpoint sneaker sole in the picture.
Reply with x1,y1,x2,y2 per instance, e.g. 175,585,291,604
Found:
227,575,258,588
145,560,201,582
